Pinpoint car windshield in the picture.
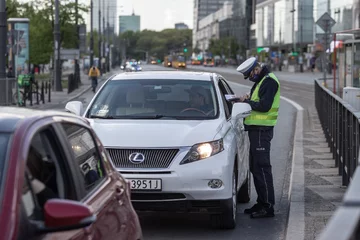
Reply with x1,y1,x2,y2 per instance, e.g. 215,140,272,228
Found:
87,79,219,120
0,133,10,191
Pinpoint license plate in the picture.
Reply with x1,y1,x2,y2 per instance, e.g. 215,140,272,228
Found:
128,179,162,190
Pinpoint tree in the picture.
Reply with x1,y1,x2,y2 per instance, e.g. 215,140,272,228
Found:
208,37,239,59
119,28,193,61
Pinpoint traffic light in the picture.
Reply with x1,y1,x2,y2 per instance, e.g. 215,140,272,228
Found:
183,48,188,53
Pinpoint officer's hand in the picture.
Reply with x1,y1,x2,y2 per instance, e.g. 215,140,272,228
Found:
238,96,246,102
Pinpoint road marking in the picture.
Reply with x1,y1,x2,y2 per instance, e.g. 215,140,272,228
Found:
229,82,305,240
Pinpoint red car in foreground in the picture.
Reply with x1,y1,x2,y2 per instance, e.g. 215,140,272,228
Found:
0,107,142,240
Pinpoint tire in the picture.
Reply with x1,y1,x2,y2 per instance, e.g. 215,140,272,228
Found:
13,91,25,106
211,169,237,229
238,170,251,203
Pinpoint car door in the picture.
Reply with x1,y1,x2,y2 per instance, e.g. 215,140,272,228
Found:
56,121,132,240
216,76,239,160
218,77,248,186
18,123,82,240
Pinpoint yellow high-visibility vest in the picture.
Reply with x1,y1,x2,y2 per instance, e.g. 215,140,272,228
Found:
244,73,280,126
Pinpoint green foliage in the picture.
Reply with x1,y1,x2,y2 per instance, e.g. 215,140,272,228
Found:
208,37,240,58
116,28,193,60
5,0,88,65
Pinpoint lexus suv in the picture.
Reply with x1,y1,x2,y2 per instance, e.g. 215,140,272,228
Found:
66,71,252,229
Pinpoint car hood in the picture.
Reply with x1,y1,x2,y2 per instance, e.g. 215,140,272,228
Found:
89,119,222,148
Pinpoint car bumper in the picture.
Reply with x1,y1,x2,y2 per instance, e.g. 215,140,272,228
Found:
120,151,233,203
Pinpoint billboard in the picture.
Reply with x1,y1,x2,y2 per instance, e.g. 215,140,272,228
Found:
8,18,30,77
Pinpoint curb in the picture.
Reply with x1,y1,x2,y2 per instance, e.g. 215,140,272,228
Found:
285,108,305,240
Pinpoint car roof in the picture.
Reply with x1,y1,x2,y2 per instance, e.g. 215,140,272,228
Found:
111,71,215,81
0,107,87,133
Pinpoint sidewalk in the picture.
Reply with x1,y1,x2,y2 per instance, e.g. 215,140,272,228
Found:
286,104,347,240
29,68,120,110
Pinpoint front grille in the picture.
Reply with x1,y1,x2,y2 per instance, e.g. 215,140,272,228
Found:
107,148,179,169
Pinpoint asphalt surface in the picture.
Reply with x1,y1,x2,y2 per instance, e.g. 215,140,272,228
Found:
49,64,298,240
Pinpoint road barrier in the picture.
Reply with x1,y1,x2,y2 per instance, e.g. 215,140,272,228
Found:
0,77,52,107
315,79,360,186
315,79,360,240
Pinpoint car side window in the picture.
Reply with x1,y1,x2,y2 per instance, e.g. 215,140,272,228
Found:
219,78,234,115
218,80,231,119
220,77,235,94
60,123,106,197
22,128,74,221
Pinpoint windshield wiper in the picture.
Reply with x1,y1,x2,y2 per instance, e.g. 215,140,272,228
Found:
89,115,114,119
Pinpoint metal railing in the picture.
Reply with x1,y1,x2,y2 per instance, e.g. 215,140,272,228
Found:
0,77,52,107
315,79,360,240
315,79,360,186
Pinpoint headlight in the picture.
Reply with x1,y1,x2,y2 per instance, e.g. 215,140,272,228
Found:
180,139,224,165
131,67,135,70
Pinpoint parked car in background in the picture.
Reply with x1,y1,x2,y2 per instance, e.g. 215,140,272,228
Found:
0,107,142,240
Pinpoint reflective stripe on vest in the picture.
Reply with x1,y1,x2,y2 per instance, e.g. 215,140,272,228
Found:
244,73,280,126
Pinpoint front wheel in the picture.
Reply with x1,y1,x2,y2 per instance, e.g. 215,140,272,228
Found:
210,169,237,229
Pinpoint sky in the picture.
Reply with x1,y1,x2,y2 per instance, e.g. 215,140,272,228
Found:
82,0,194,33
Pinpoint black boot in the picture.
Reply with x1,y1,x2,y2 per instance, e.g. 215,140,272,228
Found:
244,203,262,214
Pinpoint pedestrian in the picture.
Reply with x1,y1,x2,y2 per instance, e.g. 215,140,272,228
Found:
88,65,100,92
235,57,280,218
310,56,316,73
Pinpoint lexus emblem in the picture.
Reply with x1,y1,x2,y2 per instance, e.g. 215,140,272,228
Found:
128,152,145,164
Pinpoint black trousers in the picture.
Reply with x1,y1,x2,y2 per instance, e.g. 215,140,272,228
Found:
248,128,275,209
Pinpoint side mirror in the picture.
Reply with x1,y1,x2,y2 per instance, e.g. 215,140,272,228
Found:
65,101,83,116
36,199,96,233
231,102,252,119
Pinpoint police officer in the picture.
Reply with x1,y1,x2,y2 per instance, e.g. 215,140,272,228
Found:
236,57,280,218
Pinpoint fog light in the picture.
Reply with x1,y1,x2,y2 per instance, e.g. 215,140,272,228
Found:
208,179,223,189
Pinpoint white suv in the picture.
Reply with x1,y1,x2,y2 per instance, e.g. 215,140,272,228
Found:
66,71,251,229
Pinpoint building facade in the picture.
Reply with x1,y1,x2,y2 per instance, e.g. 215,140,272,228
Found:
196,1,233,51
254,0,360,52
315,0,357,33
219,0,255,51
119,13,141,34
175,23,189,29
254,0,314,52
193,0,229,48
92,0,117,32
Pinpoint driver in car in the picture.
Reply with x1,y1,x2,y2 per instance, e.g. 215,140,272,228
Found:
185,86,212,114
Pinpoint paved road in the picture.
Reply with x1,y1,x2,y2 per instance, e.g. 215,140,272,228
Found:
49,64,297,240
186,65,325,85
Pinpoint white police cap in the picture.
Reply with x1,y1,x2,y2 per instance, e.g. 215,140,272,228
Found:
236,57,258,79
